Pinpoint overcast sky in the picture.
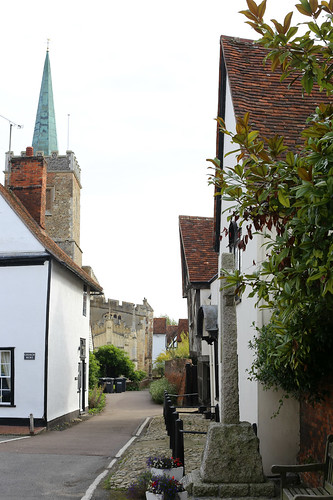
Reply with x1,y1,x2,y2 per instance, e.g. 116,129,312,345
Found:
0,1,302,321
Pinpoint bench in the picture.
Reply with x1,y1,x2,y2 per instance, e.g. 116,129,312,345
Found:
272,435,333,499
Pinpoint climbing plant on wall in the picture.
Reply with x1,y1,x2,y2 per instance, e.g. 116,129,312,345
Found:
209,0,333,402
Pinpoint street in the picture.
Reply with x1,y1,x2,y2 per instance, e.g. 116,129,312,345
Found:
0,391,162,499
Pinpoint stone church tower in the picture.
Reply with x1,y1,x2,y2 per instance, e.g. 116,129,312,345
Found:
5,47,82,266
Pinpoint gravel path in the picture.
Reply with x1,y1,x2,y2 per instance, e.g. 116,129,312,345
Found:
108,413,211,490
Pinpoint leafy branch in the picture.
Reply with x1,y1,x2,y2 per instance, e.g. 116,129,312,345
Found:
209,0,333,401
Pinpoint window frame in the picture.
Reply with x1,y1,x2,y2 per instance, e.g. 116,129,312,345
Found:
83,285,87,317
0,348,14,407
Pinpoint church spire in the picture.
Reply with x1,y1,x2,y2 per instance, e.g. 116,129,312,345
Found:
32,45,58,155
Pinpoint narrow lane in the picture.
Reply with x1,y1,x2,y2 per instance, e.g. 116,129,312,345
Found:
0,391,162,499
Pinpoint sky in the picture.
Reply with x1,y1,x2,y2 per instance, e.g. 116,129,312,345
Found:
0,0,302,321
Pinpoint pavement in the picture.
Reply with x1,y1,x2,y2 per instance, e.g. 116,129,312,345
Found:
0,424,45,436
0,392,278,499
0,391,163,499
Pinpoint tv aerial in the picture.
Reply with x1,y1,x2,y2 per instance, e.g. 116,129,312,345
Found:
0,114,24,153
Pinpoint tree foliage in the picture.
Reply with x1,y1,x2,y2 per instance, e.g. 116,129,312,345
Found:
89,351,101,389
159,314,177,325
209,0,333,402
94,345,136,379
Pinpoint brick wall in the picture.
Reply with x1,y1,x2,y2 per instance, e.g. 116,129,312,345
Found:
9,148,47,228
165,358,191,406
299,377,333,486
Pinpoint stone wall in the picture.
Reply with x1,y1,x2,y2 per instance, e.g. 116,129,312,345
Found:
45,152,82,266
91,296,153,376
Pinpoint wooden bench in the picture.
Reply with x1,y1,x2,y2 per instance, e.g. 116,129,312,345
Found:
272,435,333,499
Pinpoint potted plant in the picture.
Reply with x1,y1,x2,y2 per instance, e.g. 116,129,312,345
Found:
146,456,184,480
146,475,187,500
127,470,152,499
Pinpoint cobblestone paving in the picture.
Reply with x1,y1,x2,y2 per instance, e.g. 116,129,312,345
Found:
108,413,211,490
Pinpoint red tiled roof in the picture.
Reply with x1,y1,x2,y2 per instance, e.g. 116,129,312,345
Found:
0,184,102,293
221,35,329,149
166,324,178,345
179,215,218,284
177,319,188,342
153,317,167,334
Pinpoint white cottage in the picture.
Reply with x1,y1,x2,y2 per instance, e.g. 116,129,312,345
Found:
212,35,327,473
0,148,102,427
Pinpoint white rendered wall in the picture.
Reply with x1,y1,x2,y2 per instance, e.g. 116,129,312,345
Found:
258,386,299,474
218,77,299,471
152,334,166,362
47,260,90,422
0,195,45,255
0,263,49,419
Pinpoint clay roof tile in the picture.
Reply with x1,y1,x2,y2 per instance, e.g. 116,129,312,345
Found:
221,36,328,147
179,215,218,284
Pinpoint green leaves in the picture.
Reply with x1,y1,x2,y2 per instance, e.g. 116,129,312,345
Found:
240,0,333,94
277,189,290,207
212,2,333,404
296,0,313,16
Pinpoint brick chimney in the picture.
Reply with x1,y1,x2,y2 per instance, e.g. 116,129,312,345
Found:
8,147,47,228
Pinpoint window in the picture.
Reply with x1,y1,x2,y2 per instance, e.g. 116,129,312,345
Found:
83,285,87,316
0,349,14,406
80,338,86,360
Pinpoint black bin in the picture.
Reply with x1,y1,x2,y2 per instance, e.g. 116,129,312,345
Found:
115,378,124,393
99,377,114,393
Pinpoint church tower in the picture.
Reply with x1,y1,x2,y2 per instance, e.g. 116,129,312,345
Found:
5,47,83,266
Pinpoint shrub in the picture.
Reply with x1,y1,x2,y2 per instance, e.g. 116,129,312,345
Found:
88,386,106,414
89,351,101,389
126,370,148,391
149,377,176,404
131,369,147,383
153,333,190,378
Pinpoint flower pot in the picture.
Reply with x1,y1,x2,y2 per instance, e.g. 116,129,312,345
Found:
150,466,184,480
146,492,163,500
171,466,184,480
145,491,187,500
177,491,188,500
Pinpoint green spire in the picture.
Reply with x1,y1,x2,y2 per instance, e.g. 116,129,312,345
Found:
32,49,58,155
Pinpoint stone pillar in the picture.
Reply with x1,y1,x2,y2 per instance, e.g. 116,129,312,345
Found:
220,252,240,424
192,253,271,495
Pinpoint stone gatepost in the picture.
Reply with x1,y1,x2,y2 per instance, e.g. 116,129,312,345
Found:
182,254,275,499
